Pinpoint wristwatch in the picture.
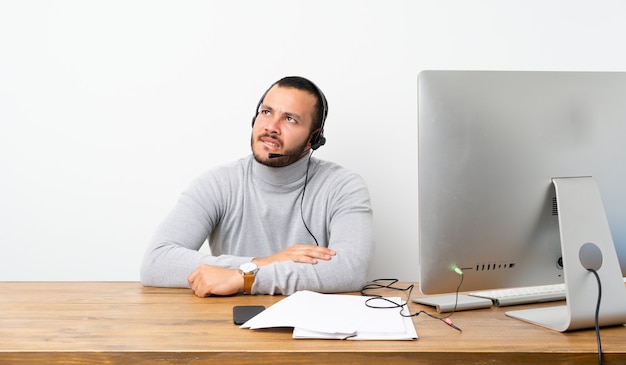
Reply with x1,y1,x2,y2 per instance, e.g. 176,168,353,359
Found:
239,262,259,294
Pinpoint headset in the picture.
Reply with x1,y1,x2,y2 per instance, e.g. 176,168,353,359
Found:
251,77,328,151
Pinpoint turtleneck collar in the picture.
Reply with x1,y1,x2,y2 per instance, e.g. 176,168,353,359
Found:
251,153,311,190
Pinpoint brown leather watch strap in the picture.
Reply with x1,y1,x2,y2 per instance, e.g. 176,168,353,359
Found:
242,272,255,294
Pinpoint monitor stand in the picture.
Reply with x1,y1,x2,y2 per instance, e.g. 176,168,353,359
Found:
506,177,626,332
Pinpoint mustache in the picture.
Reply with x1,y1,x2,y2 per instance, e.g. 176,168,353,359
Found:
260,133,282,143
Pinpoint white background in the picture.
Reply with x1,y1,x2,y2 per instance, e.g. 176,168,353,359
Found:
2,0,626,282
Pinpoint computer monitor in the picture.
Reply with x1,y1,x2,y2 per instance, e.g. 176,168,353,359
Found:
417,70,626,331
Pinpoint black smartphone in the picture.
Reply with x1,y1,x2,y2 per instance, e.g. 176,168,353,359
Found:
233,305,265,325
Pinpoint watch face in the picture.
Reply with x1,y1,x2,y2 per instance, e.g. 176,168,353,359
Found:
240,262,258,273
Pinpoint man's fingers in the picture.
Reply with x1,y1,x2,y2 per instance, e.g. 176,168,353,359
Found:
292,246,336,264
301,246,336,259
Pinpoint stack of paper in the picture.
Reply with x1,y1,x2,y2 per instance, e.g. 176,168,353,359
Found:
240,290,418,340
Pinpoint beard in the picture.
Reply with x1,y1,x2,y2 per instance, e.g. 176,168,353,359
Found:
251,133,309,168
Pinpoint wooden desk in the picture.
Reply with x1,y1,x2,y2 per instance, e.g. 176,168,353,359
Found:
1,282,625,364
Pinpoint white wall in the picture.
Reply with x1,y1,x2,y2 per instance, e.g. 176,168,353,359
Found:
2,0,626,281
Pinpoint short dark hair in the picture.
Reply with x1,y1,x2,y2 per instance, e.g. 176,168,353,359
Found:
269,76,328,132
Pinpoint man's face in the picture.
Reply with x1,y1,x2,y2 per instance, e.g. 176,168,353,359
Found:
251,85,317,167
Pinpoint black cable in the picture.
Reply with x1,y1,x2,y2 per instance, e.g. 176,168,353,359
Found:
588,269,603,365
361,278,464,333
299,151,319,246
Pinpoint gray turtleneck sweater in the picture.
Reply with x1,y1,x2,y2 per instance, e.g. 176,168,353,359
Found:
140,154,374,295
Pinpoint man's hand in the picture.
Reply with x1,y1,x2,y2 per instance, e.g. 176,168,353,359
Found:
187,265,243,297
252,244,336,267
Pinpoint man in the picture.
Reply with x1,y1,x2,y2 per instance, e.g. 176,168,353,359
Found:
140,76,373,297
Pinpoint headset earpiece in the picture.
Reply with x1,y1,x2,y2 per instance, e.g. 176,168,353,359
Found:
309,88,327,150
310,132,326,150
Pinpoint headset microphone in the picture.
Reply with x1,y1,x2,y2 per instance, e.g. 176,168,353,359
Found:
268,153,296,158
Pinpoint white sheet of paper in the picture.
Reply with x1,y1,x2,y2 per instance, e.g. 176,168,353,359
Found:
240,290,417,340
292,306,417,340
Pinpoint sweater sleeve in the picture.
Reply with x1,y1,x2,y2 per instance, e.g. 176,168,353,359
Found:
139,168,251,287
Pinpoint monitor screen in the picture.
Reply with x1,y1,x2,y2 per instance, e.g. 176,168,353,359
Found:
417,71,626,330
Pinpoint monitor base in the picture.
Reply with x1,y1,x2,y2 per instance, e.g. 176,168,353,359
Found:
506,177,626,332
